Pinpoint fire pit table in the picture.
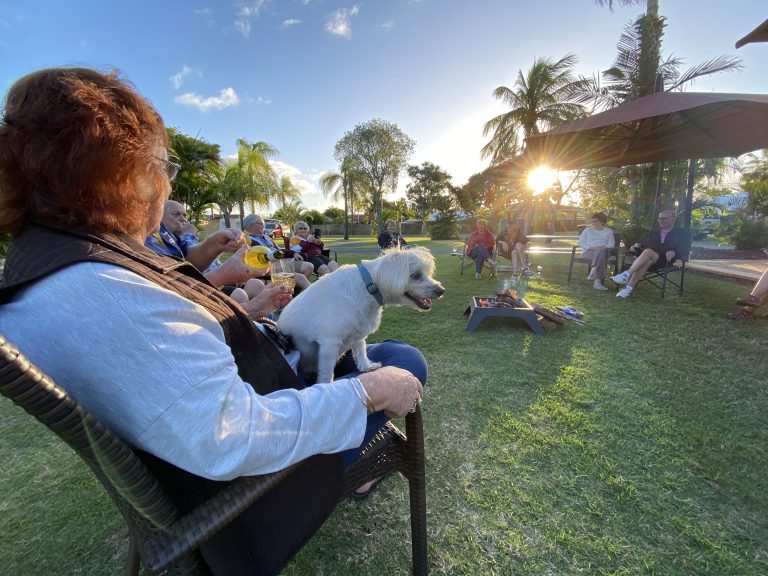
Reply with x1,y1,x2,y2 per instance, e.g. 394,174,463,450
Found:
463,296,545,335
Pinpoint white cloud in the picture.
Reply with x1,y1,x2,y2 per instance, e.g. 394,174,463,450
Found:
169,65,201,90
194,7,215,26
325,5,359,39
379,20,394,31
270,161,331,211
79,38,88,50
174,87,240,112
281,18,302,28
234,0,267,38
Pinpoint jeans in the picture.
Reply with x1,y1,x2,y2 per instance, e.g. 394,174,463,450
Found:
470,245,492,274
333,339,427,468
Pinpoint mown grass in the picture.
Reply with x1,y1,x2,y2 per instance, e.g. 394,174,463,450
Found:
1,238,766,575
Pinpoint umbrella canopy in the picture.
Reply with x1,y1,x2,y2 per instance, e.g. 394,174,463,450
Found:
736,18,768,48
523,91,768,171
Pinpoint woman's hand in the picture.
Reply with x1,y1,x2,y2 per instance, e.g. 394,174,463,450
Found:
205,246,267,287
241,283,292,318
358,366,423,418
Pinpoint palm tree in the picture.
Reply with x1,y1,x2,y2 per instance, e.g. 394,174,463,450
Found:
481,53,592,165
272,200,308,230
594,0,657,17
273,175,302,212
167,129,221,220
319,156,368,240
230,138,278,225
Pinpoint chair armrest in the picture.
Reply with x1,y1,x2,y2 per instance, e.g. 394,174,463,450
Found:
141,465,299,573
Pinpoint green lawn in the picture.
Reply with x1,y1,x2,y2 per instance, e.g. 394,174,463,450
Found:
1,239,766,575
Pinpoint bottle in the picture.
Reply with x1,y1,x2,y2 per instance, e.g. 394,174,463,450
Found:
243,245,284,269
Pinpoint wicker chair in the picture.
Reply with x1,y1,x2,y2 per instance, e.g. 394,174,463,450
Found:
0,335,428,575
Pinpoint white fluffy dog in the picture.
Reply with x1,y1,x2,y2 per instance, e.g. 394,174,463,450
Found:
277,246,444,382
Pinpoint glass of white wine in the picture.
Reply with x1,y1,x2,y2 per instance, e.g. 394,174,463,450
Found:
269,259,296,292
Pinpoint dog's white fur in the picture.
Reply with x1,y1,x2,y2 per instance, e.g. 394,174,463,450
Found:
277,246,444,382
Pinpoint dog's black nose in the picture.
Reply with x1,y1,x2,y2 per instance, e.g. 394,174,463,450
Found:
435,286,445,297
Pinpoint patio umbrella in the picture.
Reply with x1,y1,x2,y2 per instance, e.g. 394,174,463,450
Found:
522,91,768,231
735,18,768,48
523,91,768,171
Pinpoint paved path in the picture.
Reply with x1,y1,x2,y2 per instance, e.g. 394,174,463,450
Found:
687,259,766,284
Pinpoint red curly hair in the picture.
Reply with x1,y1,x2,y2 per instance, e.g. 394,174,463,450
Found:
0,67,167,236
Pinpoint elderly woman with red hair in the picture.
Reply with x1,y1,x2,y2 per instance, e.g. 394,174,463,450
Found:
0,67,425,575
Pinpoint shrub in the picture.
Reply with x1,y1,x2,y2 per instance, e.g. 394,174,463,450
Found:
430,213,459,240
716,214,768,250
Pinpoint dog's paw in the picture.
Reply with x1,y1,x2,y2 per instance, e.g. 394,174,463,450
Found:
362,361,382,372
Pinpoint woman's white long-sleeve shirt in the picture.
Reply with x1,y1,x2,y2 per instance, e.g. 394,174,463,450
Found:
0,262,367,480
578,227,615,253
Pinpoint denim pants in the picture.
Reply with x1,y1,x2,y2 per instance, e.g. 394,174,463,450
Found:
332,339,427,468
470,245,492,274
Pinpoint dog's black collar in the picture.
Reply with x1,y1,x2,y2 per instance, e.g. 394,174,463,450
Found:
357,263,384,306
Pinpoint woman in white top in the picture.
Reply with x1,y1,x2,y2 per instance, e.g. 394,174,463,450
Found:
577,212,615,290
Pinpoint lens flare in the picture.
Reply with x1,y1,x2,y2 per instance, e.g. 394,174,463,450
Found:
527,166,556,195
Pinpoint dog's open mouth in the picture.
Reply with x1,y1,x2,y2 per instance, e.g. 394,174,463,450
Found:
405,292,433,310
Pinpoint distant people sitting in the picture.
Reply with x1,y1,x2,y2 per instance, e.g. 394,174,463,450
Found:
145,200,265,289
611,210,684,299
466,219,497,279
242,214,312,292
577,212,615,291
729,268,768,320
378,219,414,250
289,220,339,276
496,217,531,276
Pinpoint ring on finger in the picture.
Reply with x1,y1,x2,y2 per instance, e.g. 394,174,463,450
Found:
409,398,421,413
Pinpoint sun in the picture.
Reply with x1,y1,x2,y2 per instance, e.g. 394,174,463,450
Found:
526,166,557,195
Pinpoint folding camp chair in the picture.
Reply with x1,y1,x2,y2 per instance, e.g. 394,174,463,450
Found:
458,237,495,276
619,230,692,298
567,232,623,283
0,335,428,575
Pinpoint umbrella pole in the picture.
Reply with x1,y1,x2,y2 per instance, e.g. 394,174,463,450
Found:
650,161,665,227
684,159,696,231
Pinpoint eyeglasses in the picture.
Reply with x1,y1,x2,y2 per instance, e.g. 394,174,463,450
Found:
156,157,181,182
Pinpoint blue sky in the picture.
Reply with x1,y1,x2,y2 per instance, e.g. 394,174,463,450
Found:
1,1,765,211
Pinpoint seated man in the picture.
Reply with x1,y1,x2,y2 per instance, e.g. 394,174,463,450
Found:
611,210,684,299
577,212,615,291
146,200,262,289
242,213,312,292
496,217,530,276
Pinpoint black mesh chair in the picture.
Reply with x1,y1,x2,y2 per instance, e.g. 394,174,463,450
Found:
0,335,428,575
567,232,623,284
619,230,692,298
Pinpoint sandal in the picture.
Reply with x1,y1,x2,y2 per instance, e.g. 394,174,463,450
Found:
736,294,760,308
728,307,754,320
350,475,388,501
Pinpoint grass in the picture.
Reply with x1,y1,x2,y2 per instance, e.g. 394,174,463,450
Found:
1,238,767,575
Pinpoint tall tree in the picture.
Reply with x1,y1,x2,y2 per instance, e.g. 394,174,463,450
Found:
272,200,307,229
167,128,221,219
273,175,302,212
319,156,368,240
482,54,591,165
231,138,278,225
334,118,415,233
406,162,455,234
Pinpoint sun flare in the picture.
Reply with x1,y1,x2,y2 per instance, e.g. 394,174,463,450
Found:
526,166,557,195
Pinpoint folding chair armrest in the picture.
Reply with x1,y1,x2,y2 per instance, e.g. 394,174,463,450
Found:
141,465,300,573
